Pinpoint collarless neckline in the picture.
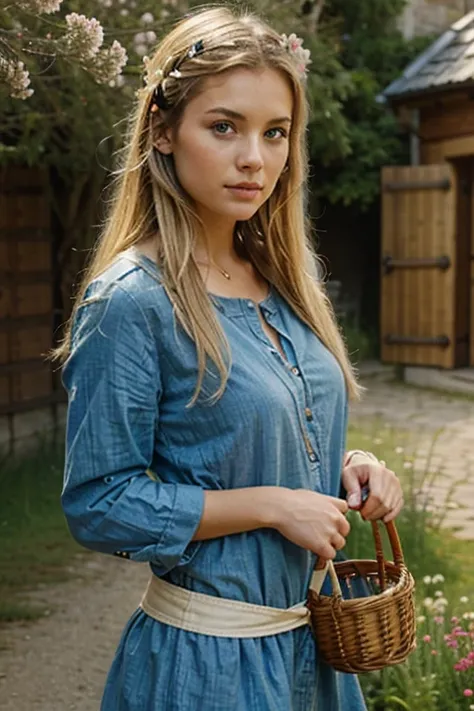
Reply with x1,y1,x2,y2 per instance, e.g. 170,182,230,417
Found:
126,247,276,314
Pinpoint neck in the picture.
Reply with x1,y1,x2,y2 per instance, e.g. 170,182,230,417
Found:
193,217,239,266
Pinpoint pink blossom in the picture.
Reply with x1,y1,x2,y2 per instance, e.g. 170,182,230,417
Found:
431,650,438,656
464,689,474,697
423,635,431,643
434,616,444,625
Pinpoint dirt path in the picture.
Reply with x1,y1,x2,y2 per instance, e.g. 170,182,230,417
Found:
0,556,149,710
1,377,473,710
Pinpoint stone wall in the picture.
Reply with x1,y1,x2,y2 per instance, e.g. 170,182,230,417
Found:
400,0,474,38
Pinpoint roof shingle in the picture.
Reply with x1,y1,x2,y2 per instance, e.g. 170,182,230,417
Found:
384,10,474,99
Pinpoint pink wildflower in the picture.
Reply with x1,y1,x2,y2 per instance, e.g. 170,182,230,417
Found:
464,689,473,697
434,616,444,625
423,635,431,643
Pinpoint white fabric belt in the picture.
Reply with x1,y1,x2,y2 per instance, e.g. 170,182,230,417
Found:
140,565,328,638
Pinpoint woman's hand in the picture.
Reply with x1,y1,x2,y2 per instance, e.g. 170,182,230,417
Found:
270,489,351,560
341,452,404,523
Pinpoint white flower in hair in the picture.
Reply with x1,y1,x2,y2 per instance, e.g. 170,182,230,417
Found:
142,55,163,88
280,32,311,78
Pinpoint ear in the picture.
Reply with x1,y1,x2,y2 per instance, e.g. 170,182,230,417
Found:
153,126,173,155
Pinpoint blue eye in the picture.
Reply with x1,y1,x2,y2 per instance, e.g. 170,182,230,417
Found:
212,122,233,135
265,128,287,140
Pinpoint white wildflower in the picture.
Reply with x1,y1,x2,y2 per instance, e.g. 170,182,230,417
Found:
18,0,62,13
120,9,129,16
395,446,404,454
134,44,148,57
432,597,448,612
141,12,154,24
460,596,469,604
0,58,34,99
435,591,443,598
423,576,432,585
64,13,104,59
423,597,434,608
91,40,128,84
403,461,413,469
463,612,474,620
146,31,157,43
417,615,426,623
432,574,445,584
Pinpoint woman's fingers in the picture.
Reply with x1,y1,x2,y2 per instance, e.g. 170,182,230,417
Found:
383,496,404,523
360,467,403,521
331,533,347,551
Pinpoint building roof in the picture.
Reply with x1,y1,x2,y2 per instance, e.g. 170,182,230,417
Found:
384,10,474,100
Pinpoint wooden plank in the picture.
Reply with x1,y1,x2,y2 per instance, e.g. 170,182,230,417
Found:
0,314,52,332
16,284,52,317
0,389,66,417
0,334,7,364
383,178,451,191
381,164,456,367
11,370,51,403
420,101,474,143
0,358,49,375
11,326,52,362
0,228,50,242
0,271,52,285
0,375,9,406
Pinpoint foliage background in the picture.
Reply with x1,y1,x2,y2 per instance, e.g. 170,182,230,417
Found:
0,0,433,324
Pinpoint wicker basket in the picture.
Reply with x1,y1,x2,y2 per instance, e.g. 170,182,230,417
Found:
307,519,416,674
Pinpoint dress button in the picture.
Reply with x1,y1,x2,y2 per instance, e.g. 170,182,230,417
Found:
291,366,300,376
309,453,317,462
247,301,254,309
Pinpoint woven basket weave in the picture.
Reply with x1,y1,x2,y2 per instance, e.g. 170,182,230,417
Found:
307,519,416,674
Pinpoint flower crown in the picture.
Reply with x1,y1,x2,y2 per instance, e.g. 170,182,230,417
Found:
143,32,311,113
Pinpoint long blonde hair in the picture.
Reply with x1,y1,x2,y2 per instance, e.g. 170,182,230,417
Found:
55,5,362,404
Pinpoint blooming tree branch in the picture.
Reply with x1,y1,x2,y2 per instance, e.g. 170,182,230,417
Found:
0,1,128,99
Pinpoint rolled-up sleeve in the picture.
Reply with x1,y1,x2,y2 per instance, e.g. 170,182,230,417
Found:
61,282,205,575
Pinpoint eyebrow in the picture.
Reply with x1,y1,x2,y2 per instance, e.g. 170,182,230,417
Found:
204,107,292,124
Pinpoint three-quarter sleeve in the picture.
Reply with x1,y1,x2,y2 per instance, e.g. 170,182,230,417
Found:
61,282,205,575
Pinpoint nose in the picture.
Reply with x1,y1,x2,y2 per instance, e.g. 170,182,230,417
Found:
236,136,264,172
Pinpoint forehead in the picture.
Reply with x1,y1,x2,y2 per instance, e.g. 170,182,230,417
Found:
187,67,294,119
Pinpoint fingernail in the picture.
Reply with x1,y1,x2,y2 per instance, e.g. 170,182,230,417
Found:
347,494,360,508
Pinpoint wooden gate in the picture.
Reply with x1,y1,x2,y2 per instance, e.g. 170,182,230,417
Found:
380,163,470,369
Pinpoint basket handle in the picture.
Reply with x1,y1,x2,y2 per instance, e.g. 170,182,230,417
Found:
312,518,405,596
372,519,404,591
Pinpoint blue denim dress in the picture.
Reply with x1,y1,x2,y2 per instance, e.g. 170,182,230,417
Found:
61,248,367,711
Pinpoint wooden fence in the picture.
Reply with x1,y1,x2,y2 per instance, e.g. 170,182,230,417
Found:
0,167,65,451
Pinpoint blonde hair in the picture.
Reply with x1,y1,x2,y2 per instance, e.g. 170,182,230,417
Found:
55,5,362,404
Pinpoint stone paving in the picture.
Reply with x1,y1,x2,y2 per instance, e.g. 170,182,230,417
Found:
350,374,474,539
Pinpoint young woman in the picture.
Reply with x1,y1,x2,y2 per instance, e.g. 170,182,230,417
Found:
58,6,403,710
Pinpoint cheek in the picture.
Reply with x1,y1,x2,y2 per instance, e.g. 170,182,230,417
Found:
175,133,225,177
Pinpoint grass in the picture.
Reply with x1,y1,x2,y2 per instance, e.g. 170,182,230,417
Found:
346,419,474,710
345,420,474,596
0,436,83,623
1,417,474,629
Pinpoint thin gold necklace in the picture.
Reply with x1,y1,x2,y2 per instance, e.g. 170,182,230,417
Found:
195,259,231,280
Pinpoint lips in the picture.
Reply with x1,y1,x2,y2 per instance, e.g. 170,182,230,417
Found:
226,183,263,190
